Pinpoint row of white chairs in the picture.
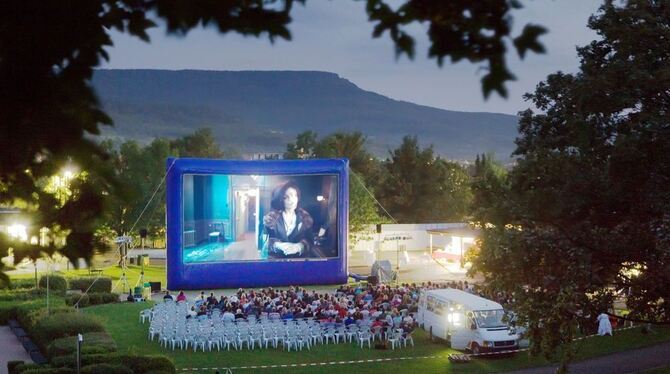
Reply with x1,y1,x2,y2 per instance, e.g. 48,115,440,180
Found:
142,302,414,351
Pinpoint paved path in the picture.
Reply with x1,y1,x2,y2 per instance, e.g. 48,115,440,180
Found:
505,341,670,374
0,326,32,374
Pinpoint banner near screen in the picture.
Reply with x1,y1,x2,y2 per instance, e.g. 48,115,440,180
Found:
166,158,348,290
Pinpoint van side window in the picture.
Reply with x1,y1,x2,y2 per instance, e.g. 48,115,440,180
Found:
426,295,447,316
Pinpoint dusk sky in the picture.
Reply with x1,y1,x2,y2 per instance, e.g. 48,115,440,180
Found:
104,0,603,115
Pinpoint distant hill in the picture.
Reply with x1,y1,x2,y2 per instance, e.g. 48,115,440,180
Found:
92,69,519,160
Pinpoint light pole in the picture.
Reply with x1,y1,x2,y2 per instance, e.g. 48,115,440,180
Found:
76,333,83,374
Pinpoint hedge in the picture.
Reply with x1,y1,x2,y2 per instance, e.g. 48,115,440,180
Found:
7,360,24,374
65,292,118,308
117,355,175,374
16,304,73,335
21,368,73,374
47,332,117,359
68,278,112,293
81,363,132,374
51,354,174,374
38,276,67,293
32,313,104,348
0,299,47,325
13,363,45,374
10,279,38,290
0,289,47,302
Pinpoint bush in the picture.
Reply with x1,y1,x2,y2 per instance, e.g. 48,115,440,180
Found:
11,279,37,290
0,289,46,302
21,368,73,374
117,355,175,374
8,360,24,374
51,353,119,368
47,332,116,359
0,301,20,324
14,363,44,373
33,313,104,348
16,303,73,335
68,278,112,293
81,363,131,374
38,276,67,293
64,294,88,308
65,293,118,308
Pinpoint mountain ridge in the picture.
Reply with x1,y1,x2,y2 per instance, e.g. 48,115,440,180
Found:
92,69,520,159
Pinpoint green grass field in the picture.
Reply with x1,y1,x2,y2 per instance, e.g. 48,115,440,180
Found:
83,302,670,373
10,265,167,286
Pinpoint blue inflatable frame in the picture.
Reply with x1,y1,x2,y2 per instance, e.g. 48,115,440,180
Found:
166,158,349,290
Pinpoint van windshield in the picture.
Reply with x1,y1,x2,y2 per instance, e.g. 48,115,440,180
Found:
473,310,506,328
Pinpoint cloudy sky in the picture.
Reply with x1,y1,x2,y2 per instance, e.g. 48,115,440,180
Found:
104,0,603,115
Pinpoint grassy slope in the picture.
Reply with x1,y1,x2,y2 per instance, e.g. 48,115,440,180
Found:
85,302,670,374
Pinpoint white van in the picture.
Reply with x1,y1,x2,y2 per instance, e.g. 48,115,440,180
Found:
417,288,519,354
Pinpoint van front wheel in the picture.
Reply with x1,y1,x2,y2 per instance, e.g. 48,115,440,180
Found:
471,342,481,355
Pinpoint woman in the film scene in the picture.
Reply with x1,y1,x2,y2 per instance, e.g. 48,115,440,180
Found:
263,181,313,257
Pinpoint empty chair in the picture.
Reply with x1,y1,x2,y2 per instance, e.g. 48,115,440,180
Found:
358,331,372,348
387,330,401,350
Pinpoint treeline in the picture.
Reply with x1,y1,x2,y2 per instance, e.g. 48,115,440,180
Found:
101,128,503,244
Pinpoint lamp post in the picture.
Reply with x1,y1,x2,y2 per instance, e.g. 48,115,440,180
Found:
76,333,83,374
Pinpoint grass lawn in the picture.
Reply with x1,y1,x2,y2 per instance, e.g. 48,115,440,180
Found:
84,302,670,373
10,265,167,286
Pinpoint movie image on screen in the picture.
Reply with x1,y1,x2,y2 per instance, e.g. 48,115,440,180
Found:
182,174,338,263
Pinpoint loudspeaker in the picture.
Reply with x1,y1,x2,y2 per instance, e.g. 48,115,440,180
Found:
139,229,148,239
368,275,379,285
376,224,382,234
149,282,161,292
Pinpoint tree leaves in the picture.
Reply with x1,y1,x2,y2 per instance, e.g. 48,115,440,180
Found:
513,24,548,59
471,0,670,366
364,0,546,98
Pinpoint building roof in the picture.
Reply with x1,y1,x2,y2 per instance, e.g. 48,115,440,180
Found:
426,288,502,310
426,227,479,237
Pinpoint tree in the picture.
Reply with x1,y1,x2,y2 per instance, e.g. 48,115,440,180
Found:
379,136,472,223
470,1,670,370
284,131,319,159
0,1,547,281
103,129,226,246
284,131,387,241
169,128,225,159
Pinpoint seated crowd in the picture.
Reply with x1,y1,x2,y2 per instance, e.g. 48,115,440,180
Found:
161,280,485,337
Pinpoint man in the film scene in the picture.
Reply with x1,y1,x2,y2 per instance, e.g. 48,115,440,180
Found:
263,181,313,257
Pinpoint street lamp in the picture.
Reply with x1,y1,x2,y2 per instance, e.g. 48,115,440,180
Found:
76,333,83,374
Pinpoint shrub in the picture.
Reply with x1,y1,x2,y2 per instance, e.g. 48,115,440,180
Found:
33,313,104,348
47,332,116,359
64,294,88,308
0,289,46,302
51,353,119,368
8,360,24,374
11,279,37,290
68,278,112,293
21,368,73,374
81,363,132,374
118,355,175,374
0,301,19,324
65,293,118,308
16,303,73,335
14,363,43,373
38,276,67,293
